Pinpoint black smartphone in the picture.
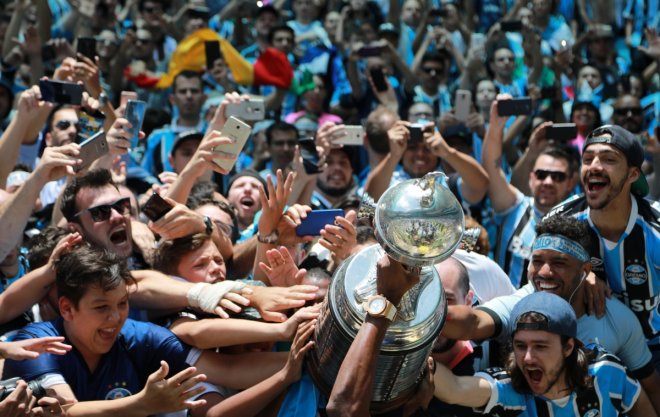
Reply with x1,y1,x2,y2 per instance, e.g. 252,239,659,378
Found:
77,37,96,60
205,40,222,68
76,130,108,172
142,192,174,222
541,86,557,100
357,45,383,58
41,44,56,62
39,80,84,105
500,20,523,32
546,123,578,141
298,137,322,174
497,97,532,116
369,67,388,92
408,124,423,144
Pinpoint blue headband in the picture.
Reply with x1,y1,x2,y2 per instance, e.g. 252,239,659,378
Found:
532,234,590,263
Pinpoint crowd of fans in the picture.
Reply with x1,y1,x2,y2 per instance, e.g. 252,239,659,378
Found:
0,0,659,415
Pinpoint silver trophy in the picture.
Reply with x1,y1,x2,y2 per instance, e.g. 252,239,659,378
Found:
307,172,474,413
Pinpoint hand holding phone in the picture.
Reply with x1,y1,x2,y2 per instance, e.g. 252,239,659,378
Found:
212,116,252,172
454,90,472,122
124,100,147,149
296,209,344,236
142,192,174,222
77,37,97,60
205,40,222,68
298,137,322,174
333,126,363,146
369,67,388,92
545,123,577,141
226,99,265,121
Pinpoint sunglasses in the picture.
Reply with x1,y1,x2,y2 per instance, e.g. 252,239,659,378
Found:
75,197,131,222
55,120,79,131
422,67,443,75
614,107,642,116
534,169,568,182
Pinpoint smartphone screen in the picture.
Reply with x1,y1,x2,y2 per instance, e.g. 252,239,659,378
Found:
298,137,322,174
546,123,578,141
205,40,222,68
500,20,523,32
77,37,97,60
124,100,147,149
142,192,174,222
369,67,388,92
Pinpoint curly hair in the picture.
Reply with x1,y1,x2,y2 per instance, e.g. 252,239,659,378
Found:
535,216,593,255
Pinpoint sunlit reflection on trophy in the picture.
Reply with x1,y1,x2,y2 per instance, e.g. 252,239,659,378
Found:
307,172,479,413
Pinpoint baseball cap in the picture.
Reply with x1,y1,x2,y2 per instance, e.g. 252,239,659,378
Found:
171,130,204,156
510,292,577,339
227,169,268,195
583,124,648,197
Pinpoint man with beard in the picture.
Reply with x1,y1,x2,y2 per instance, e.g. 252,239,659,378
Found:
432,291,656,417
441,216,660,415
483,96,578,287
311,147,357,209
611,94,644,134
545,124,660,373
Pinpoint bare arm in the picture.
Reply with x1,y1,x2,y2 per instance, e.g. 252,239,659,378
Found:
195,350,287,389
363,121,409,201
629,386,658,417
481,96,519,213
639,372,660,417
510,122,552,194
432,360,492,407
441,305,497,341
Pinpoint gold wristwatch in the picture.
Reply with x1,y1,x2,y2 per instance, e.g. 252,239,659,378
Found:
363,294,397,321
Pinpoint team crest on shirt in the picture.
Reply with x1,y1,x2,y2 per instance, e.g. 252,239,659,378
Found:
583,410,600,417
105,382,132,400
625,263,647,285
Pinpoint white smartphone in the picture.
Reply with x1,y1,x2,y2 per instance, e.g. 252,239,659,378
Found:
213,116,251,171
454,90,472,122
333,125,364,146
77,130,108,172
226,98,265,121
79,0,96,17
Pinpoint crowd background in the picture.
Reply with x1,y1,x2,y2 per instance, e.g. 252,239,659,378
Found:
0,0,659,415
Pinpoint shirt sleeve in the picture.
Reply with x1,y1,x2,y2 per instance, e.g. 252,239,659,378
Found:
477,284,533,341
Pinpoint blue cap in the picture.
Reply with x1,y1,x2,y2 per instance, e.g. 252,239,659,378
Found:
510,292,577,339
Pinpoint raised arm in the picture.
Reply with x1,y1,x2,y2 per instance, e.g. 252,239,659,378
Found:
481,96,520,213
432,360,491,408
440,305,497,341
364,121,409,201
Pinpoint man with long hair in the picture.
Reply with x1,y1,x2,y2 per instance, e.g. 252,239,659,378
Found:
431,291,656,416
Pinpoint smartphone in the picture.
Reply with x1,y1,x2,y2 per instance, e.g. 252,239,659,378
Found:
142,192,174,222
408,124,423,145
212,116,252,172
41,44,56,62
428,8,445,25
39,80,84,105
497,97,532,116
204,40,222,68
546,123,577,141
226,98,265,121
333,125,363,146
296,209,344,236
298,137,322,174
120,91,138,107
454,90,472,122
77,37,97,60
76,130,108,172
358,45,383,58
369,67,388,92
124,100,147,149
541,86,557,100
500,20,523,32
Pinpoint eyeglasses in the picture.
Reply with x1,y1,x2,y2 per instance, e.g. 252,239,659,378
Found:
272,140,298,148
75,197,131,222
55,120,79,131
213,220,235,238
410,112,434,120
534,169,568,182
422,67,443,75
614,107,642,116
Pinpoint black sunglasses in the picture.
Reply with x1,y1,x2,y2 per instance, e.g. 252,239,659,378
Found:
614,107,642,116
75,197,131,222
55,120,79,131
534,169,568,182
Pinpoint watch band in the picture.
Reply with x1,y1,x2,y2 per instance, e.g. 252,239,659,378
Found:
257,230,279,244
204,216,214,235
364,294,397,321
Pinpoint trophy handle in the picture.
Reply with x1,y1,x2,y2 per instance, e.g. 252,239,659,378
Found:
358,193,377,225
460,227,481,253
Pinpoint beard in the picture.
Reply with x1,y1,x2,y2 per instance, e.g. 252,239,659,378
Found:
317,177,354,197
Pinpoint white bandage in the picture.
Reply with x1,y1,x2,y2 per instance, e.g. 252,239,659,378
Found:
186,281,247,314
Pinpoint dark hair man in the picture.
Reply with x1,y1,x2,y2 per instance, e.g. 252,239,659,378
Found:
432,291,656,417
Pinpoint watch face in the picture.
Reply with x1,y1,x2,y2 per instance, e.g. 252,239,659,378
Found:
369,298,386,314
